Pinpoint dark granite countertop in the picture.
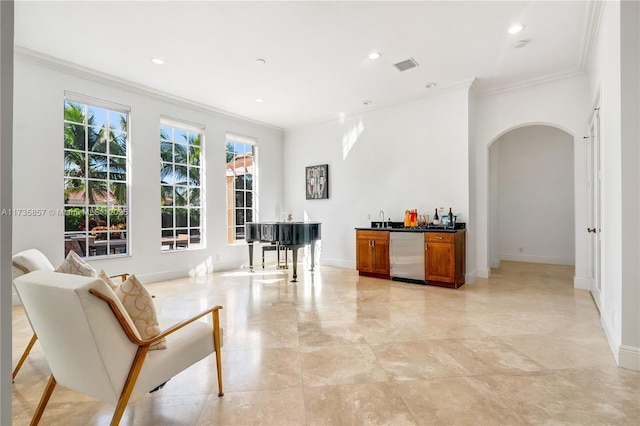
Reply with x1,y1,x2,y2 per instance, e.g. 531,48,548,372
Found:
355,222,466,233
355,227,463,233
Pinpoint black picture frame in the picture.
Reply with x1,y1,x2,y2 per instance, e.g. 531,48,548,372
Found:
305,164,329,199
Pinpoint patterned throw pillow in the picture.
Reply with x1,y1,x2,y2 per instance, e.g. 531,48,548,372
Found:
98,269,119,291
114,274,166,350
55,250,97,277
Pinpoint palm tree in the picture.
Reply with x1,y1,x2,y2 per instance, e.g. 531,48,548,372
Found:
160,131,201,204
160,131,201,240
64,103,127,206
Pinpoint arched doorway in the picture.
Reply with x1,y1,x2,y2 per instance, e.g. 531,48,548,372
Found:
488,124,575,270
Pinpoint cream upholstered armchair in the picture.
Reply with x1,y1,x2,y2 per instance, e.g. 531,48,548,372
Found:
11,249,129,381
13,270,223,426
11,249,56,381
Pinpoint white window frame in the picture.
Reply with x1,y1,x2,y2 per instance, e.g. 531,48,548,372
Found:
63,92,130,258
160,117,205,252
225,133,257,245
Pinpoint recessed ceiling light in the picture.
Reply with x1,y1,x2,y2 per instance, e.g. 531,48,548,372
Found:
425,82,437,89
256,58,266,65
513,40,528,49
363,101,372,105
368,51,382,60
508,24,525,34
151,57,165,65
255,98,264,103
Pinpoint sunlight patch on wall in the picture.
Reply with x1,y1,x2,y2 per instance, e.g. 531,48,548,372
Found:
191,256,214,275
342,119,364,160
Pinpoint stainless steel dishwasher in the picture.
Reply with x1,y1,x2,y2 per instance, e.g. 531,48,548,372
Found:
389,232,426,283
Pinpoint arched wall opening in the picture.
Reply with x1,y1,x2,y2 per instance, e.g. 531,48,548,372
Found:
487,124,575,269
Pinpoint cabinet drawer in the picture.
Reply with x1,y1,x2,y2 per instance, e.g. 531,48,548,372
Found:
425,233,455,243
357,230,389,241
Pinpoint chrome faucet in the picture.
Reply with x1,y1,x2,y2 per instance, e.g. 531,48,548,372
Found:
379,210,385,228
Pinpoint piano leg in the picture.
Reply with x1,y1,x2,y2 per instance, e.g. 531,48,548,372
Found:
291,247,298,282
248,243,255,272
310,241,316,271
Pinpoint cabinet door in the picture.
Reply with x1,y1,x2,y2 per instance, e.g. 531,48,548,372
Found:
425,242,455,283
371,239,390,275
356,236,374,272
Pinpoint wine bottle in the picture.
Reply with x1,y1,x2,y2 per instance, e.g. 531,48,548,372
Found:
433,208,439,224
448,208,454,228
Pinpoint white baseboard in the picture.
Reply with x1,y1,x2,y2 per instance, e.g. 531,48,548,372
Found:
477,268,490,279
573,275,590,290
618,345,640,371
139,260,247,283
322,258,354,269
465,270,478,283
139,268,192,284
212,261,244,273
499,253,574,266
600,312,620,364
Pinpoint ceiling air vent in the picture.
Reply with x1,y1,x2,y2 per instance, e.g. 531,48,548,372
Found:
393,58,419,72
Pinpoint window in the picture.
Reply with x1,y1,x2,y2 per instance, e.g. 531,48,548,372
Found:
160,120,203,251
63,97,129,258
225,134,256,244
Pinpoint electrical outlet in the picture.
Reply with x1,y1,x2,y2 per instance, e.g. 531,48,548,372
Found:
367,213,371,220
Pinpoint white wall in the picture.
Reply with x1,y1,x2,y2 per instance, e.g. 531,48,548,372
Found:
12,52,284,282
466,88,478,279
584,0,639,370
283,85,472,274
0,1,14,422
619,0,640,368
474,77,589,280
488,141,499,267
587,0,623,360
493,125,574,265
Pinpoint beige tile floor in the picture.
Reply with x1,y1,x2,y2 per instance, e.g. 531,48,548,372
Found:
11,261,640,425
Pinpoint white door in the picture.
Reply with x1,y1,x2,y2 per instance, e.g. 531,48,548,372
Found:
587,107,602,309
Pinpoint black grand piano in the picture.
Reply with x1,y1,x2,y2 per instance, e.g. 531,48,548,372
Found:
245,222,321,282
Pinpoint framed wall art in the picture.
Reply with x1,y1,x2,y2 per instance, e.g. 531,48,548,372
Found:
305,164,329,199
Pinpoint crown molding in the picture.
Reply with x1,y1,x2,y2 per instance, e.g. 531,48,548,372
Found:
468,78,481,96
580,0,605,72
286,79,475,132
15,46,283,134
478,69,586,99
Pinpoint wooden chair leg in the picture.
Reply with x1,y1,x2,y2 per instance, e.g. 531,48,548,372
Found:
111,346,149,426
30,375,56,426
212,310,224,397
13,333,38,382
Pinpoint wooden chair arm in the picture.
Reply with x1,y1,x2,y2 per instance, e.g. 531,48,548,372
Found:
149,306,223,344
89,289,223,347
89,289,145,344
12,262,30,274
109,273,130,282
